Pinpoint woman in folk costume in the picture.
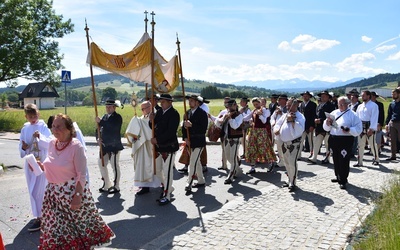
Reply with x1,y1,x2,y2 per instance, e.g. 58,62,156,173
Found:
125,101,161,195
38,114,114,248
244,97,277,174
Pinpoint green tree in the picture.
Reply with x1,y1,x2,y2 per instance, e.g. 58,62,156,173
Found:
200,86,222,99
102,87,117,101
6,92,19,102
0,0,74,87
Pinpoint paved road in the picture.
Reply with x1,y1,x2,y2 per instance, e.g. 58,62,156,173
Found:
0,132,399,249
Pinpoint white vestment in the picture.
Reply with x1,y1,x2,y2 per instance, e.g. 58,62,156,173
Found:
19,120,52,217
125,116,161,187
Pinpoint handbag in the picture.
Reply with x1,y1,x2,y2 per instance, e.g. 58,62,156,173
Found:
207,123,222,142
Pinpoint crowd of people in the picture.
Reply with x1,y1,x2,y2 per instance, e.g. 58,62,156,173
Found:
18,86,400,248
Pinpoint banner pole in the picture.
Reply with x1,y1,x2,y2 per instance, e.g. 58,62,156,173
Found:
150,12,157,174
84,19,104,167
176,34,191,152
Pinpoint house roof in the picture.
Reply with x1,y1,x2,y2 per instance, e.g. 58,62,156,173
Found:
19,82,60,99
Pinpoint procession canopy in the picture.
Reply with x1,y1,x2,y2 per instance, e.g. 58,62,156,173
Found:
87,33,180,93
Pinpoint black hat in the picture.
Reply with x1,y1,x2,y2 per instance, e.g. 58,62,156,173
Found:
271,94,279,99
278,94,288,100
300,91,313,97
198,96,210,104
347,88,359,96
226,100,237,106
185,94,203,102
105,99,122,107
370,91,379,97
241,97,250,103
317,90,332,98
158,94,174,101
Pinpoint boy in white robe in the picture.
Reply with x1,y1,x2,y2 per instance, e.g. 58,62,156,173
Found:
19,104,52,231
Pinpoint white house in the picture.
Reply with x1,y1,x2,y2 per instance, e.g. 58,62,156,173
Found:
19,82,60,109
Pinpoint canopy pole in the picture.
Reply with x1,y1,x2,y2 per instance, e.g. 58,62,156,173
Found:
84,19,104,167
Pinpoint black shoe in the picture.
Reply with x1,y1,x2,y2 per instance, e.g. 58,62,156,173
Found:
246,168,256,175
218,166,228,170
136,187,150,195
224,178,233,184
28,219,41,232
307,159,316,164
331,179,339,183
372,160,380,166
339,184,346,189
385,157,396,161
353,163,363,167
267,163,276,172
308,154,313,159
282,182,289,188
288,185,296,192
321,158,329,164
184,186,191,192
192,183,206,188
158,197,170,206
99,187,108,193
177,166,188,174
108,186,120,194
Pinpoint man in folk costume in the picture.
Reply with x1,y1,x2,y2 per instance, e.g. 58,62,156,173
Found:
268,94,279,144
270,94,288,168
239,97,251,159
210,97,231,170
244,97,277,174
354,90,380,167
370,91,385,154
150,94,180,205
215,100,244,184
96,99,124,194
274,97,305,192
178,96,210,174
125,101,161,195
308,91,335,164
299,91,317,159
183,95,209,194
323,96,362,189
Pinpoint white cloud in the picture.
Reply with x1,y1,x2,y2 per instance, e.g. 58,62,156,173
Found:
375,44,397,53
335,53,384,74
387,51,400,60
278,34,340,52
361,35,372,43
278,41,291,51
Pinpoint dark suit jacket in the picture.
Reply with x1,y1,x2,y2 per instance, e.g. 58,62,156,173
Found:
98,112,124,153
182,108,208,148
152,106,180,153
375,100,385,126
300,100,317,132
315,102,335,133
269,102,278,114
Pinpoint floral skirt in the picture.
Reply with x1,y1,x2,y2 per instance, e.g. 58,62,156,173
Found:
245,127,276,164
39,179,114,249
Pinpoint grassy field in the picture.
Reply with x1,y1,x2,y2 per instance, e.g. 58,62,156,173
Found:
0,99,227,136
351,172,400,249
0,98,393,136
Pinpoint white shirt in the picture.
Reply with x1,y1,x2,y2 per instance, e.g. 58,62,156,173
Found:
355,100,379,131
274,111,305,142
323,108,362,137
244,107,270,123
200,103,209,114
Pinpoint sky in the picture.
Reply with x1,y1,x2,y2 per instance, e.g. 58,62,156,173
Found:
5,0,400,88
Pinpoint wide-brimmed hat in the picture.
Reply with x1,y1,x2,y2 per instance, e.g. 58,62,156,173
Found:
370,91,379,97
278,94,288,100
198,95,210,104
157,94,174,101
185,94,203,102
300,91,313,97
270,94,279,99
347,88,359,96
105,99,123,108
317,90,332,98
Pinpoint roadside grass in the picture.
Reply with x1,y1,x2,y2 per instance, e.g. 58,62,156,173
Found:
0,100,227,136
351,171,400,250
